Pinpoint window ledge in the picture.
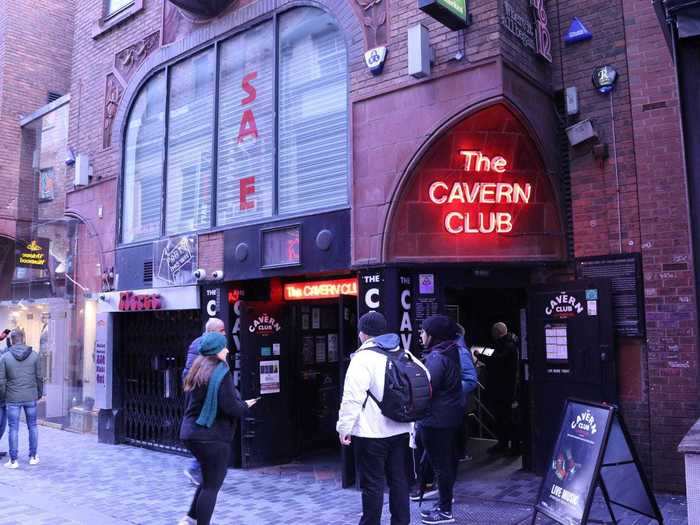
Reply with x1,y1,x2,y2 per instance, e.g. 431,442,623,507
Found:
92,0,144,40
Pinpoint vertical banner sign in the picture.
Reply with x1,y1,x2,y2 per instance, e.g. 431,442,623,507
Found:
399,272,414,352
200,284,231,348
94,313,113,410
358,269,385,319
530,0,552,62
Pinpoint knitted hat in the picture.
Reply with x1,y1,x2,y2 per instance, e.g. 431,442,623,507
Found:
422,315,458,342
358,311,387,337
199,332,227,356
492,322,508,340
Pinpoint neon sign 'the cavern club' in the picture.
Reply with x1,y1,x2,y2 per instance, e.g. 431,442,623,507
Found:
427,150,532,234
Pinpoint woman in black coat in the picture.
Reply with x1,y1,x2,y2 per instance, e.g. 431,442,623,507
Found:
178,332,257,525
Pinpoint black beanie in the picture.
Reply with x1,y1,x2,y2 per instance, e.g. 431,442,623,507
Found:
358,311,387,337
422,315,458,343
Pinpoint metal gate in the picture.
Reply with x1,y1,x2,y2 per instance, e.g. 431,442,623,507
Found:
116,309,201,453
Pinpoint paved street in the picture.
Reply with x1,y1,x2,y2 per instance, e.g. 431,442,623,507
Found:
0,425,688,524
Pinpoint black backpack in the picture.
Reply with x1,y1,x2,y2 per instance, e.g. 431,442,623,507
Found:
364,348,432,422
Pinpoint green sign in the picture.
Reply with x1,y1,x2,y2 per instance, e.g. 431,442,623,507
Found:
419,0,469,30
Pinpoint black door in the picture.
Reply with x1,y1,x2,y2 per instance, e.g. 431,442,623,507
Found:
339,294,358,488
527,278,615,474
239,301,295,468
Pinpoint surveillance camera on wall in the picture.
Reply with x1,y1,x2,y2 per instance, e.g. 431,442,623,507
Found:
193,269,207,280
211,270,224,281
65,147,76,166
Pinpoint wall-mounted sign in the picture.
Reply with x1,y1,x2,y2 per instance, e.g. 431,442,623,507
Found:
387,105,565,262
118,291,162,311
249,313,281,335
364,46,388,75
418,0,469,30
501,0,551,62
565,17,592,44
15,239,49,269
262,226,300,268
154,235,197,287
544,291,585,319
284,278,358,301
592,65,618,94
94,313,113,410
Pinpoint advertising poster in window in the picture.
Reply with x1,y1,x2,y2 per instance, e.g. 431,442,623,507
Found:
302,335,315,365
217,21,275,226
315,335,327,363
154,235,197,286
327,333,339,362
537,402,611,525
260,360,280,394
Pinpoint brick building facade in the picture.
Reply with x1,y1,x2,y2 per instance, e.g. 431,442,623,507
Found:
43,0,698,492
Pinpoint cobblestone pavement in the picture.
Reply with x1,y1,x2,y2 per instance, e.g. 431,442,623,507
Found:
0,426,688,524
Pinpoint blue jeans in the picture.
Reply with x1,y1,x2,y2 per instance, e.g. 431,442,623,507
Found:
0,404,6,441
7,401,38,461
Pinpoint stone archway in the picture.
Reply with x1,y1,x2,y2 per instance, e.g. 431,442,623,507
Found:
384,103,566,263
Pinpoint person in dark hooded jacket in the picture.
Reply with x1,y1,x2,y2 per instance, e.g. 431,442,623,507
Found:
0,328,10,457
475,322,519,455
0,328,43,468
417,315,463,525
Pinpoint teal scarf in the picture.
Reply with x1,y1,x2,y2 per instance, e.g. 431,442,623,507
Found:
196,361,230,428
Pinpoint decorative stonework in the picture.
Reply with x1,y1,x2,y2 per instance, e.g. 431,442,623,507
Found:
169,0,237,19
162,1,238,45
354,0,389,50
115,31,160,84
103,73,124,149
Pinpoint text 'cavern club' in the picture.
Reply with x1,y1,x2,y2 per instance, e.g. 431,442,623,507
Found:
428,150,532,234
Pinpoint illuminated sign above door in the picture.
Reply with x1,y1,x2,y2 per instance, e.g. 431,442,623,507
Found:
284,278,358,301
386,104,566,262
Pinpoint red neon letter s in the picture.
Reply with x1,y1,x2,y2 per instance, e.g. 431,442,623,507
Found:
241,72,257,105
240,176,256,211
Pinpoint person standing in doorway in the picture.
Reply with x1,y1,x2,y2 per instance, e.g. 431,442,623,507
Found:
336,311,414,525
475,322,519,455
418,315,463,525
179,332,257,525
182,318,227,486
0,328,43,469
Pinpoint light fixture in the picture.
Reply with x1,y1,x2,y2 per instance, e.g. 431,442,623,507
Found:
592,65,618,94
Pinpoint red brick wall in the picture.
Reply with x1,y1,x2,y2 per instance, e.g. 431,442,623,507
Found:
621,0,698,492
0,0,74,241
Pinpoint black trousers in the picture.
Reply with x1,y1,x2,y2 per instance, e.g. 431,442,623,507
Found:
421,426,459,513
354,433,411,525
492,398,513,448
184,440,231,525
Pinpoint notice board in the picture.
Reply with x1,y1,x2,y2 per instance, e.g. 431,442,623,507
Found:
576,254,645,337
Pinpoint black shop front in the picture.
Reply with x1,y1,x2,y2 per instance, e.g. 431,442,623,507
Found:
354,105,624,475
202,209,359,470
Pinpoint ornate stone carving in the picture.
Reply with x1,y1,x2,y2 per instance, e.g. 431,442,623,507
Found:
103,73,124,149
114,31,160,84
355,0,389,50
162,1,238,45
168,0,237,18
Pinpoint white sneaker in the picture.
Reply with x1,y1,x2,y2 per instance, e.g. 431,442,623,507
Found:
4,459,18,469
29,456,40,465
176,517,195,525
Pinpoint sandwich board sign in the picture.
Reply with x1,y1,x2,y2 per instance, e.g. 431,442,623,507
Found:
532,399,663,525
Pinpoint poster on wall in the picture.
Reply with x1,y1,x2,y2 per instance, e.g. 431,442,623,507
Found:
260,360,280,394
315,335,327,363
327,333,339,362
312,307,321,329
303,336,315,365
545,324,568,362
94,313,113,410
154,235,198,287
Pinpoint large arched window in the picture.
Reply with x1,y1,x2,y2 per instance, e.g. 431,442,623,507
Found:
120,6,348,244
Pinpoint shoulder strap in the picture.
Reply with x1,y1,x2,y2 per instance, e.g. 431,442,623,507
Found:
359,346,397,409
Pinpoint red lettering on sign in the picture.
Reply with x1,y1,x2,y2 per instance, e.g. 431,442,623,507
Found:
241,72,257,104
118,292,162,311
237,110,258,143
240,176,256,211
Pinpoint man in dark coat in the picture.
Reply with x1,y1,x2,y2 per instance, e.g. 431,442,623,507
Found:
0,328,10,457
0,328,43,468
182,318,226,486
475,322,519,455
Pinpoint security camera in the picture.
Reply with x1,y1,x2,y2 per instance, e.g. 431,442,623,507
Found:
193,269,207,280
98,294,106,301
211,270,224,281
65,147,76,166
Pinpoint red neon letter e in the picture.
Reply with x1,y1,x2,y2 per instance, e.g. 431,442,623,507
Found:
240,176,255,211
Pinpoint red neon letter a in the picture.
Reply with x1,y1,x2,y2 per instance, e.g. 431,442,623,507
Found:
237,109,258,143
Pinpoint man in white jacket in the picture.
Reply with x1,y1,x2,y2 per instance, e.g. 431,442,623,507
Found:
336,311,411,525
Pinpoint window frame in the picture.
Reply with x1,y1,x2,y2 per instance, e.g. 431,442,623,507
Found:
105,0,134,18
118,7,350,247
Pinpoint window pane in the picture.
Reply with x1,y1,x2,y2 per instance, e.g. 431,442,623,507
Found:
278,8,348,216
108,0,132,14
217,21,275,226
166,49,215,235
122,72,165,244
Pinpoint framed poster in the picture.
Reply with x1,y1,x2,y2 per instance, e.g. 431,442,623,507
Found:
327,333,339,363
315,335,327,363
302,336,315,365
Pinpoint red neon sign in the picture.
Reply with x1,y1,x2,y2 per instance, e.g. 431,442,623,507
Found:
119,291,162,311
284,278,358,301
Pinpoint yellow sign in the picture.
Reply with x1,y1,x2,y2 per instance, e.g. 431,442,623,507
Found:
16,239,48,269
